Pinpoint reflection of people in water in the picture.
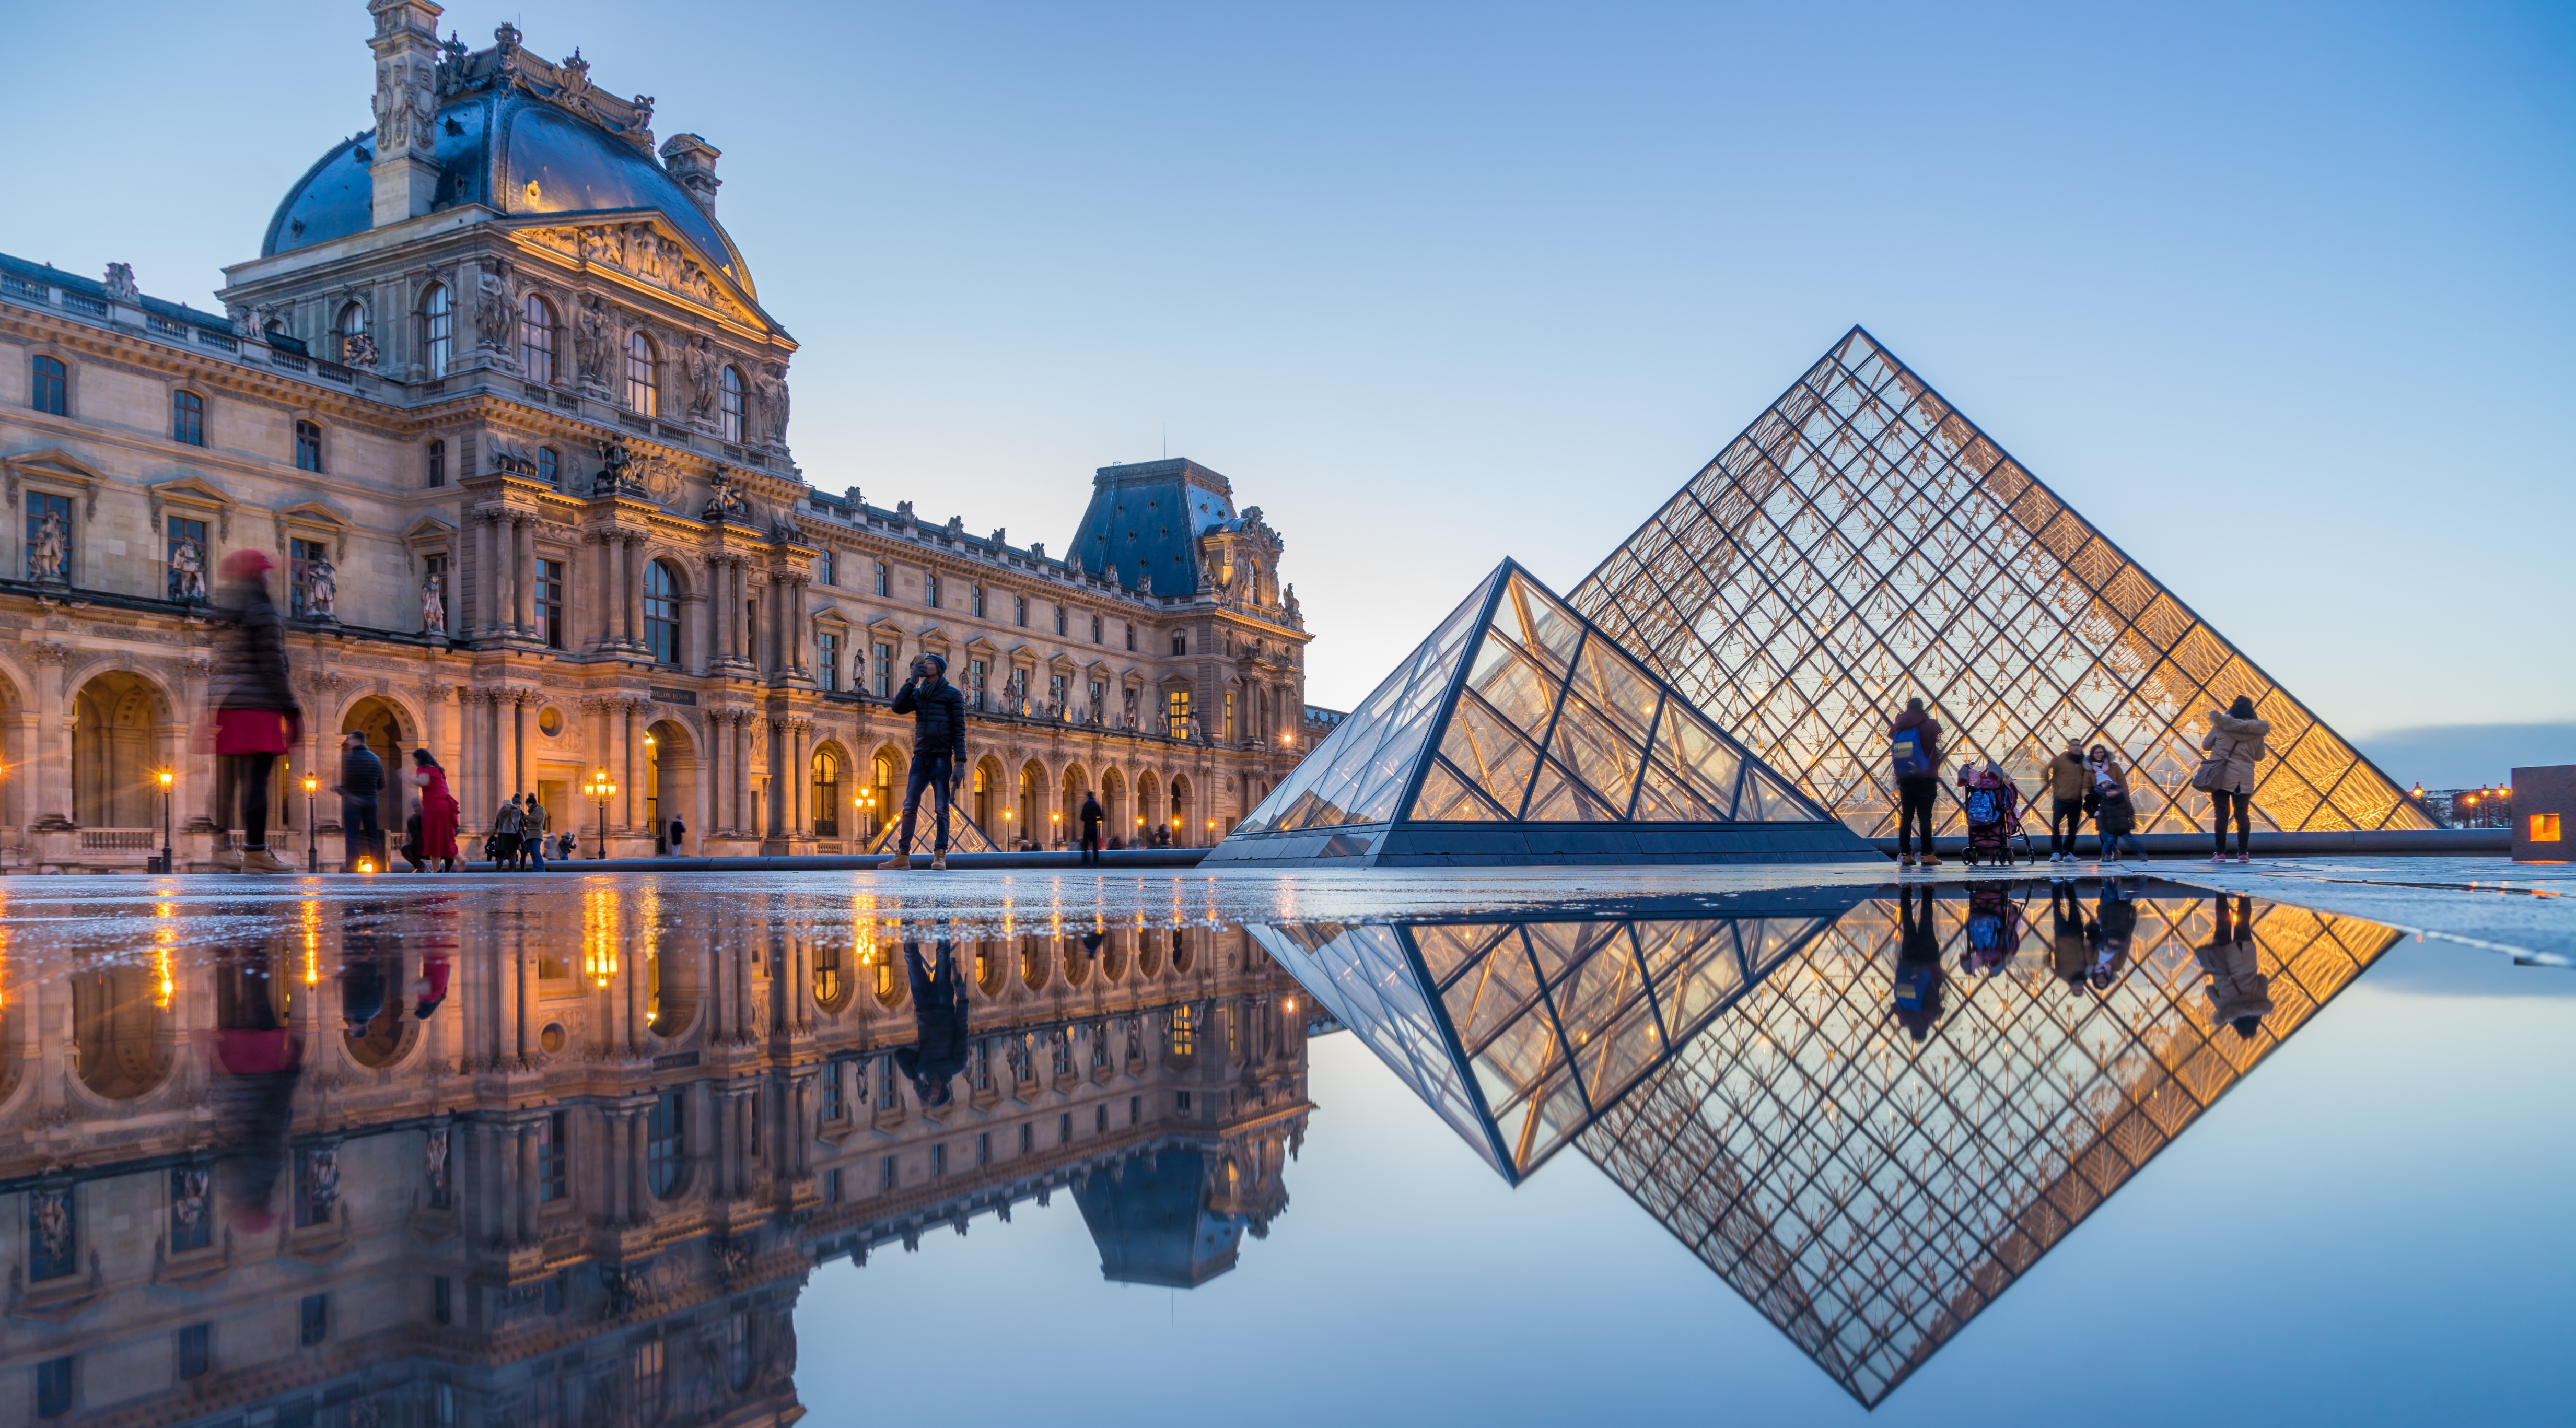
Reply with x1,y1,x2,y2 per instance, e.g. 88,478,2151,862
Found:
2197,894,2275,1039
413,895,455,1020
2050,881,2094,991
340,906,397,1034
894,939,969,1107
1891,883,1946,1042
1962,882,2018,975
212,942,304,1233
2088,879,2139,990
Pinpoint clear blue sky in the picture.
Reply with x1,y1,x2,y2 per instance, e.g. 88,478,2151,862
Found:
10,2,2570,781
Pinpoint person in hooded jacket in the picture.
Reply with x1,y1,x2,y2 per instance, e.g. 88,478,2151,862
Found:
2200,696,2271,863
207,550,301,873
1890,698,1945,868
2049,881,2094,991
2196,894,2274,1038
2044,738,2090,863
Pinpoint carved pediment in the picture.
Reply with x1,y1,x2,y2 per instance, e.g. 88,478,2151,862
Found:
513,213,764,329
147,476,237,538
3,449,106,515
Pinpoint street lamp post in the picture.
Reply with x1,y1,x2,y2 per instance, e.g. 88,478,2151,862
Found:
302,774,319,872
155,768,174,874
586,772,617,859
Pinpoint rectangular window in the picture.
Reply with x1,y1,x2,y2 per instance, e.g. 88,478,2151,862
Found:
539,446,558,487
539,1110,568,1202
177,1323,212,1380
36,1356,71,1418
1171,1004,1196,1057
821,1067,844,1120
824,1167,844,1203
288,538,329,618
1129,1094,1141,1125
434,1276,452,1325
1014,594,1027,627
966,659,987,710
1172,631,1187,656
28,1188,75,1281
1089,680,1106,724
874,561,890,596
925,572,939,608
172,390,204,445
1060,1111,1073,1143
647,1091,684,1198
1178,1090,1194,1114
30,355,68,416
294,420,323,472
1167,689,1192,740
1091,613,1103,643
294,1148,335,1228
534,558,565,648
24,491,73,583
1019,1122,1033,1154
630,1340,665,1421
169,1166,213,1253
1054,605,1067,636
1123,687,1138,729
165,517,208,603
426,438,445,487
872,642,893,699
2534,813,2563,842
971,584,985,617
1125,622,1136,651
1049,672,1068,717
818,547,835,586
1225,690,1237,743
299,1294,330,1346
880,1155,896,1191
819,632,840,692
976,1131,991,1166
1005,668,1027,715
931,1143,947,1178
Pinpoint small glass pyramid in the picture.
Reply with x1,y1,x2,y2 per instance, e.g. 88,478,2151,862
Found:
863,807,1003,855
1210,560,1878,866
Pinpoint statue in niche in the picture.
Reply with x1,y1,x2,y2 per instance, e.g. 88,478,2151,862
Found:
29,508,67,582
681,335,715,419
702,470,752,524
421,570,447,635
473,265,514,350
594,436,633,496
573,294,608,381
751,364,785,444
169,535,208,602
306,553,340,620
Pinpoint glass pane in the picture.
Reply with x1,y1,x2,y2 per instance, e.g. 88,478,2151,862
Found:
1542,693,1646,816
1571,633,1664,744
1412,923,1512,988
1633,759,1718,822
1661,716,1746,820
1524,759,1622,822
1467,643,1561,740
1442,941,1546,1053
1410,757,1507,823
1438,694,1542,817
1508,576,1585,673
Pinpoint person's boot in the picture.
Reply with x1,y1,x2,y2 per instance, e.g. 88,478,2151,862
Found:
240,847,290,874
1919,852,1944,867
213,840,244,872
876,850,911,871
930,850,949,871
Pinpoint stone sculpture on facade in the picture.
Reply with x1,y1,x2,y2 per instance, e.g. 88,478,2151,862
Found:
421,571,446,635
104,262,141,303
573,294,608,383
473,263,515,351
306,554,340,620
703,470,752,524
29,508,67,582
169,536,208,603
682,334,715,419
342,330,380,370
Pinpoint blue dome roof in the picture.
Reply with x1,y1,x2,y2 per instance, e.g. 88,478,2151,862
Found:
262,89,756,300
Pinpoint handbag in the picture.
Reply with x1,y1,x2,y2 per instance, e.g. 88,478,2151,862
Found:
2188,753,2228,793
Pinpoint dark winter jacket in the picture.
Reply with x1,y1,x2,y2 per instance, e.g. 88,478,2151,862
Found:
893,676,969,761
1891,708,1943,777
216,580,298,715
1079,797,1104,833
338,744,384,800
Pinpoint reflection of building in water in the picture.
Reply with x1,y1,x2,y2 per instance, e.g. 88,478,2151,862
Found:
0,891,1310,1423
1259,888,2401,1406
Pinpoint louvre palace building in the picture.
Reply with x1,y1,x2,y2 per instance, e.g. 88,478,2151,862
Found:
0,0,1312,871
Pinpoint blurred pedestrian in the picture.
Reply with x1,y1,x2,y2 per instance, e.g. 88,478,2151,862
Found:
205,550,300,873
1079,791,1104,865
668,816,686,855
1890,697,1944,868
2195,696,2271,864
489,793,524,869
332,730,383,872
408,750,459,872
1891,882,1946,1042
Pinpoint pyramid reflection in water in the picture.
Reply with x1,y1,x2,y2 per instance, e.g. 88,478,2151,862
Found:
1254,886,2402,1404
1570,328,2430,838
1211,560,1876,867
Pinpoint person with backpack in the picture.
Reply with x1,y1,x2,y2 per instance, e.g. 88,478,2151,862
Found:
2044,738,2090,863
2196,894,2273,1037
2088,879,2139,990
1889,697,1944,868
2195,696,2271,863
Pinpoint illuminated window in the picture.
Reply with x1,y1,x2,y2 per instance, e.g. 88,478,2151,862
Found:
421,284,451,378
520,293,556,383
719,366,744,442
2533,813,2562,842
625,332,659,416
643,561,681,664
1166,689,1191,740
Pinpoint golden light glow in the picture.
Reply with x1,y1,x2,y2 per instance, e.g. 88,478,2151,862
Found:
300,898,322,986
156,768,174,789
154,902,176,1009
584,887,620,987
304,775,318,795
358,858,375,874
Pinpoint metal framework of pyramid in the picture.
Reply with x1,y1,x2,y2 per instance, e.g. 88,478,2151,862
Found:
1256,891,2402,1406
1208,560,1878,867
1569,329,2433,838
862,807,1002,855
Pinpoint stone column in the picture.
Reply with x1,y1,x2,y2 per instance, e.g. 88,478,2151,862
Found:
705,708,726,838
30,644,71,828
621,699,639,830
594,532,617,650
511,514,535,637
791,577,810,674
515,1123,539,1244
510,689,530,799
622,535,644,648
790,720,809,837
731,713,749,833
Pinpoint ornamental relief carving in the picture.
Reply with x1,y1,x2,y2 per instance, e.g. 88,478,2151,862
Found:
523,223,735,316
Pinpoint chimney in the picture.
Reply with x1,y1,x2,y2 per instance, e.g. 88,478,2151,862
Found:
366,0,447,224
660,134,723,215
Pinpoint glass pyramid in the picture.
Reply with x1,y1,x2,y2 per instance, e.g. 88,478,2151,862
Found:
1568,329,2433,838
1257,888,2404,1406
863,807,1002,855
1210,560,1877,866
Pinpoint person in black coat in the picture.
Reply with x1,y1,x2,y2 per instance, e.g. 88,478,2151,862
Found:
894,939,968,1107
332,731,384,871
879,653,969,870
1078,791,1105,864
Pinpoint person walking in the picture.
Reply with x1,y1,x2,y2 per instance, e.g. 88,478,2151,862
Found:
332,730,384,872
489,793,524,870
206,550,301,873
1889,697,1944,869
668,816,686,855
408,749,460,872
2087,745,2144,860
878,653,967,871
2196,696,2271,863
1078,791,1105,865
2045,738,2090,863
519,792,549,871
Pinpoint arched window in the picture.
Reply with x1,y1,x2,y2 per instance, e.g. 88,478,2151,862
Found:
813,750,840,838
538,446,558,487
647,1090,684,1198
335,301,368,365
171,390,203,446
295,420,324,473
643,560,681,664
626,332,659,416
519,293,556,384
718,365,744,442
30,355,66,416
421,284,451,378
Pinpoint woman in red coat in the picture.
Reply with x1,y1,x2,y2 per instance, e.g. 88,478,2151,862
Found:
407,748,460,872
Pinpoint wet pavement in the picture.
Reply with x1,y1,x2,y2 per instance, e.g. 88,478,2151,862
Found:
0,863,2565,1425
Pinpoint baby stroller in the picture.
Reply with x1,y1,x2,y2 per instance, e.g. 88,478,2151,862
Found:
1959,774,2033,868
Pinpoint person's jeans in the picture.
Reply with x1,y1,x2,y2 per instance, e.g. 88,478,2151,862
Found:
1895,777,1939,858
2211,790,2250,855
526,834,546,872
897,753,956,852
223,752,277,850
2050,798,2086,856
340,796,380,870
1081,828,1102,864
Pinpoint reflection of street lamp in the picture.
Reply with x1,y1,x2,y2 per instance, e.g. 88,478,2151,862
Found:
586,771,617,859
1052,809,1062,849
155,768,174,874
302,774,319,872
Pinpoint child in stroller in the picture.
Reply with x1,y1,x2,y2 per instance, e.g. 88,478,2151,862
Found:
1957,760,2032,867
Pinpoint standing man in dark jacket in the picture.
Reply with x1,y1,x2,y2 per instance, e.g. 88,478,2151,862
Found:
2044,738,2090,864
1890,698,1945,869
332,731,384,872
1078,791,1105,865
879,653,968,871
895,938,968,1107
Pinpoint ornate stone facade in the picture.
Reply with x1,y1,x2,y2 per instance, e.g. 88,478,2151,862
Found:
0,2,1310,871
